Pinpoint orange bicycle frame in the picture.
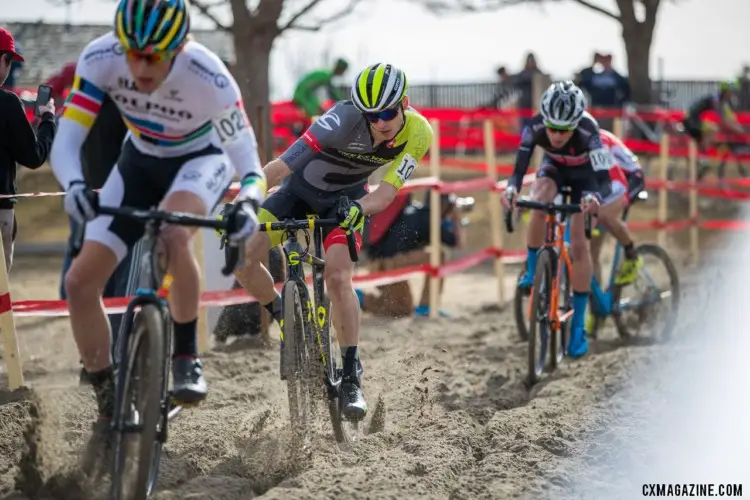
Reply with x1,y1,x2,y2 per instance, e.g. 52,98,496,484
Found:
526,214,574,330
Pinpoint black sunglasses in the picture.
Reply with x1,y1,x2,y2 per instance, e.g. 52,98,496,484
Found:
364,102,402,123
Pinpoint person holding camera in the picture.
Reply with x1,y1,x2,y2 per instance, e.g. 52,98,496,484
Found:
0,27,56,271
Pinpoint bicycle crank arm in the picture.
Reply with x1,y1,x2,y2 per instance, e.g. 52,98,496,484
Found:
168,405,183,421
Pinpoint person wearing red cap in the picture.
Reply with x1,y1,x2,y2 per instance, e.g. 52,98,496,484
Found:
0,26,56,271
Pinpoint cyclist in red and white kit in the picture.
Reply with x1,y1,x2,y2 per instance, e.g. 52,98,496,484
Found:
593,128,645,286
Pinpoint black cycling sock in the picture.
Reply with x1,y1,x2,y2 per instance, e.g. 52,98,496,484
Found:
172,318,198,358
263,294,283,324
624,242,638,260
341,346,359,378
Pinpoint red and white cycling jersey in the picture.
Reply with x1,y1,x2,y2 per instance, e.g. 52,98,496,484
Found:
600,129,641,194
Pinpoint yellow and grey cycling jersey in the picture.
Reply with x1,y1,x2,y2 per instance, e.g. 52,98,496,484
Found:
278,100,433,210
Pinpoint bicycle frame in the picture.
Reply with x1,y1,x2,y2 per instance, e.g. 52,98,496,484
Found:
522,210,574,331
544,214,575,331
277,217,338,396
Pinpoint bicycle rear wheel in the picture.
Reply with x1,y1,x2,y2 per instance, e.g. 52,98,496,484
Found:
282,281,313,445
612,244,680,341
110,304,165,500
527,249,554,386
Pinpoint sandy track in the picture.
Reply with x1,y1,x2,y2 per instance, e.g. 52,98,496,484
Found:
0,242,699,500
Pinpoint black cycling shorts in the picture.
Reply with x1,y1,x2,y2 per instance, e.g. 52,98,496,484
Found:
537,155,612,204
88,139,233,262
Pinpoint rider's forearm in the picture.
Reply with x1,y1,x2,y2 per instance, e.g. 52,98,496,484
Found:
510,146,533,190
262,158,292,189
358,182,398,215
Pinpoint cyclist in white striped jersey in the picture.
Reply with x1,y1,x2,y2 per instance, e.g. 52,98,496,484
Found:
49,0,266,442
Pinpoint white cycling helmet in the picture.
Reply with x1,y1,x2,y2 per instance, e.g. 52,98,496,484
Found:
540,80,587,129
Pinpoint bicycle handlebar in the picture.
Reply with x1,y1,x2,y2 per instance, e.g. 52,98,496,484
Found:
71,204,246,276
504,197,592,239
257,199,360,263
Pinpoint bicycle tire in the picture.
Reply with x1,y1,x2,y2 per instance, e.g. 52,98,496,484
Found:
111,304,164,500
612,244,680,341
550,254,571,370
318,298,349,444
527,249,554,386
282,280,313,444
513,267,531,342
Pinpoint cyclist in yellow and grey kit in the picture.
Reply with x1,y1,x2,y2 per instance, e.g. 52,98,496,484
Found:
230,63,433,420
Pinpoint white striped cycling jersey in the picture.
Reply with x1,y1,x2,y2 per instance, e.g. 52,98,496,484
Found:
50,31,262,189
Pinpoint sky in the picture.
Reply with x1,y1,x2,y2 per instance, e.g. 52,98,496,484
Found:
2,0,749,99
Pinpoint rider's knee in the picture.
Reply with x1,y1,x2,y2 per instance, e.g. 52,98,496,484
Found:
570,235,590,260
325,265,353,298
531,178,557,202
245,232,271,264
160,225,192,253
64,263,100,302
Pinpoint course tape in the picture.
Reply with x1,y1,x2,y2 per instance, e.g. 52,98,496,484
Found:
11,249,527,317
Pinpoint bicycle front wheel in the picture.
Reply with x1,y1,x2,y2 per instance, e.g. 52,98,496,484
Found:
550,254,571,370
513,267,531,342
612,244,680,341
527,249,554,386
110,304,165,500
282,281,313,445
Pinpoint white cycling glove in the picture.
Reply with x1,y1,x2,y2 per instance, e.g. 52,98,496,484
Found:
227,203,259,244
64,180,97,224
227,173,266,244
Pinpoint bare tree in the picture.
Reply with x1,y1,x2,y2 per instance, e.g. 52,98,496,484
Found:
192,0,363,137
409,0,673,104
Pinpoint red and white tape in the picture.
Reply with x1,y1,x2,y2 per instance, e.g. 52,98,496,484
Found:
11,249,526,317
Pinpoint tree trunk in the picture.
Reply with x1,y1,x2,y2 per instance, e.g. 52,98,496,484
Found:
232,29,276,160
621,27,653,105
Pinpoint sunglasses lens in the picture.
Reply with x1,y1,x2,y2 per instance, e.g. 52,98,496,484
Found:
126,50,171,63
365,107,399,123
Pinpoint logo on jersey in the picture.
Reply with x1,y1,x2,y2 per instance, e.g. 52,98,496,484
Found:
316,111,340,132
84,41,124,63
118,77,138,91
165,89,183,102
113,94,193,121
214,74,229,89
188,59,230,89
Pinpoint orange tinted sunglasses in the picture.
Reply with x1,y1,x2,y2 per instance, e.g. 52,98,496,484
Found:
126,49,175,64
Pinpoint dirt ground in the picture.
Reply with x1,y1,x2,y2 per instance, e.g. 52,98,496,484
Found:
0,163,742,499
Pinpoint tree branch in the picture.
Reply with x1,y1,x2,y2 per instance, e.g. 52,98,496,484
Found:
191,0,231,31
570,0,620,21
280,0,325,32
409,0,542,14
281,0,364,33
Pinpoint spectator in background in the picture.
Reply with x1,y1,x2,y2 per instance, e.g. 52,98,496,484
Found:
578,52,630,130
0,27,56,271
292,58,349,119
2,42,23,92
737,65,750,110
512,53,545,130
486,66,513,108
